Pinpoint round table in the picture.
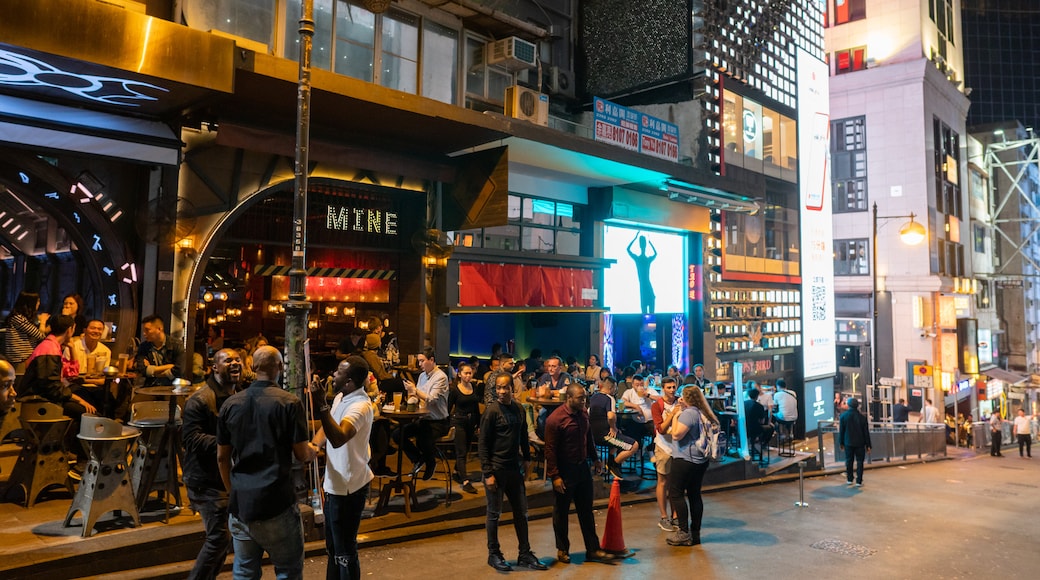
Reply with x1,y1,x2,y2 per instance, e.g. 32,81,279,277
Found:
375,408,429,517
133,385,199,520
527,397,566,410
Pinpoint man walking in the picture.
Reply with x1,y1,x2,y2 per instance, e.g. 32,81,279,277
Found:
839,397,872,487
217,346,316,579
545,383,617,565
312,356,373,580
182,348,243,580
919,399,941,424
1012,408,1032,459
478,373,547,572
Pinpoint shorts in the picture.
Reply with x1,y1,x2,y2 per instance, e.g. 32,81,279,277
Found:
652,447,672,475
599,432,636,453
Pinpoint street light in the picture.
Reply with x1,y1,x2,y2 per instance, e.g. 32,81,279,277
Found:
871,202,927,399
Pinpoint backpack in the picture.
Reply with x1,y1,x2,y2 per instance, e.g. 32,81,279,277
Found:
696,413,722,461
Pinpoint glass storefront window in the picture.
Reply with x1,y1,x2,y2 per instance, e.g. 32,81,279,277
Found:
523,227,555,252
189,0,276,48
449,194,583,256
722,90,744,162
722,89,796,181
779,114,797,170
483,225,521,251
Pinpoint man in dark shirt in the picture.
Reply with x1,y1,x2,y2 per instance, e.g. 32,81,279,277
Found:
478,373,546,572
182,348,242,580
134,315,184,388
744,387,775,451
545,383,616,565
839,397,872,486
217,345,316,579
892,398,910,423
588,377,638,479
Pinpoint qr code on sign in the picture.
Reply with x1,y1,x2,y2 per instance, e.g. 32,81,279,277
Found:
811,279,827,321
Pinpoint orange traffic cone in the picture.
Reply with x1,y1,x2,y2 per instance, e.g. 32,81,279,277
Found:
600,478,634,558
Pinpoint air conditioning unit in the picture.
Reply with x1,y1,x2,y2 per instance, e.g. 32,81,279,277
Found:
548,66,576,99
505,85,548,126
486,37,538,71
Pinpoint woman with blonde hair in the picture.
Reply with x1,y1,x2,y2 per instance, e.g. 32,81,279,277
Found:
666,385,719,547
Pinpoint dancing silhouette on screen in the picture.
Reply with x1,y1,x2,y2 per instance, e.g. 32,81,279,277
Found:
627,231,657,314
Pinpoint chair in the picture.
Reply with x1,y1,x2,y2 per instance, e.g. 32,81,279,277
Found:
4,400,73,507
433,426,455,507
776,421,796,457
63,416,141,537
0,397,28,443
128,401,181,513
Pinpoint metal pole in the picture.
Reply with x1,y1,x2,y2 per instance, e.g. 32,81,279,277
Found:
794,461,808,507
871,202,879,424
285,0,314,401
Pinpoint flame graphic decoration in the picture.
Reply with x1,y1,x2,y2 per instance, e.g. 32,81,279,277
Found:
0,48,168,106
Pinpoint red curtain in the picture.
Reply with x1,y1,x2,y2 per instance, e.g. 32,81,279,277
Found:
459,262,594,308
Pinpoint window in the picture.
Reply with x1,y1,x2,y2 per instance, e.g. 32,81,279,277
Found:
283,2,458,102
834,239,869,276
464,34,514,110
833,47,866,75
833,0,866,25
721,89,797,181
973,224,986,254
450,195,583,256
831,116,868,212
932,117,964,277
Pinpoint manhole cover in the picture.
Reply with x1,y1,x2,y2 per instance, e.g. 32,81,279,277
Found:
810,539,877,559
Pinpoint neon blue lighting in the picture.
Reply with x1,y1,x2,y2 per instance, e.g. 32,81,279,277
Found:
18,172,29,183
0,48,168,107
532,199,555,215
557,203,573,218
45,191,60,199
91,234,103,251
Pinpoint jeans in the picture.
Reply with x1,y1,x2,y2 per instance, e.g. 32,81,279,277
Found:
369,418,392,470
668,458,709,535
1017,434,1032,457
228,504,304,580
186,486,231,580
324,485,368,580
452,415,477,481
398,418,450,467
845,445,866,484
551,462,599,554
485,468,530,555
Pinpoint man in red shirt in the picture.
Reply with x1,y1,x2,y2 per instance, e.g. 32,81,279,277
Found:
545,383,618,565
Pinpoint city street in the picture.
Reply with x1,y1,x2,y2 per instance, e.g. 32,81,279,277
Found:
222,454,1038,579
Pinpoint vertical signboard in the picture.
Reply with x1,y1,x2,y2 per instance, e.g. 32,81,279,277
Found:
797,48,836,380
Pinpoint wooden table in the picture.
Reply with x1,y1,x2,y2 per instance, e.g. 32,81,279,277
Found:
133,384,198,520
527,397,566,410
375,407,428,517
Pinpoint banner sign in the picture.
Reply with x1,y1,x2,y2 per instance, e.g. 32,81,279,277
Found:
594,97,680,161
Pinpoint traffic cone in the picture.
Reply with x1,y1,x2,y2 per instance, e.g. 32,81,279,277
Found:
600,478,634,558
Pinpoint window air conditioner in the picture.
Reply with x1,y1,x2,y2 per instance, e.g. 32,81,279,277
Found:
505,85,548,126
486,37,538,71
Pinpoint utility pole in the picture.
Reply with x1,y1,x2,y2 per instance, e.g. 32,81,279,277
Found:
285,0,313,399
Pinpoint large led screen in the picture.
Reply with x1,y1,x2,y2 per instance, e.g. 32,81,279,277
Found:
603,225,686,315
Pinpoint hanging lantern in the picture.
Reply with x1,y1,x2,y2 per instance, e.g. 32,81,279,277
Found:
363,0,392,14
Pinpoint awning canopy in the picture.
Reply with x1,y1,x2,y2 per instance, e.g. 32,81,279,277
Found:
983,367,1027,385
0,94,181,165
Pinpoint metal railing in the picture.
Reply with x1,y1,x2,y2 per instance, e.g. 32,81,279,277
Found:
817,420,947,468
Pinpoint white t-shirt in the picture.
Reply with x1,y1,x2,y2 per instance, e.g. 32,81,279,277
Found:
654,399,678,457
68,337,111,373
1013,415,1032,437
323,389,374,496
773,389,798,422
621,388,654,422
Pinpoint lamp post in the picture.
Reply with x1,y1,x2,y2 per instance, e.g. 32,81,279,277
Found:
871,202,927,406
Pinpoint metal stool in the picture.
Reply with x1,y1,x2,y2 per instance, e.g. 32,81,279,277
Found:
433,426,455,507
0,397,29,443
128,401,181,514
63,416,141,537
4,400,73,507
776,421,796,457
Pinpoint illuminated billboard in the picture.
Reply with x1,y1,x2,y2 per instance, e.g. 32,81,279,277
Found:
603,224,686,315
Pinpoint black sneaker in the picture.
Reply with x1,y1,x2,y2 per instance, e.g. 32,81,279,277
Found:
372,465,396,477
585,549,618,563
488,552,512,572
462,481,478,494
517,551,548,570
607,461,623,479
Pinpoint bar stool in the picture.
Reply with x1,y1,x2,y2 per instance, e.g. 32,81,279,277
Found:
433,426,455,507
128,401,181,514
0,397,27,443
4,400,73,507
63,415,141,537
776,421,796,457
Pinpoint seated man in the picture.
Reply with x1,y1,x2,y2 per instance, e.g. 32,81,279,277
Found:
743,387,775,452
17,315,96,462
619,374,658,441
396,347,449,480
772,379,798,438
0,359,15,422
67,319,114,415
588,377,639,478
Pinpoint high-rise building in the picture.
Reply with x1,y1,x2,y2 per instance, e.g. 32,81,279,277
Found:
826,0,974,416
